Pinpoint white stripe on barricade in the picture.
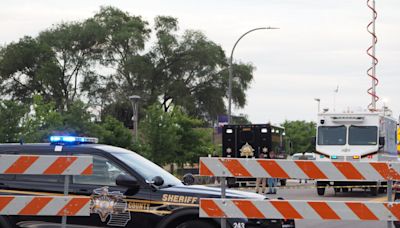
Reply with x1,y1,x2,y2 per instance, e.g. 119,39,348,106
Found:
199,157,400,181
199,199,400,221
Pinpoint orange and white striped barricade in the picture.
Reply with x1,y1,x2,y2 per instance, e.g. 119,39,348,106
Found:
199,157,400,181
199,157,400,226
200,199,400,221
0,155,93,226
0,195,90,216
0,154,93,175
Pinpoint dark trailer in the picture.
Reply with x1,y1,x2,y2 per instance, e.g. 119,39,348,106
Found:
222,124,288,187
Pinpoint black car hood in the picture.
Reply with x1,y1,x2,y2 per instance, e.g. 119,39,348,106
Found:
159,184,265,200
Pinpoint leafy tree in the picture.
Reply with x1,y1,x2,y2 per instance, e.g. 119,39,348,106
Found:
0,100,27,142
140,103,212,166
281,120,316,154
95,116,133,148
149,17,254,122
173,107,213,166
140,103,180,165
0,18,105,112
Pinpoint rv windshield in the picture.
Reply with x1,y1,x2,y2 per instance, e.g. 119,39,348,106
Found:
318,126,346,145
349,126,377,145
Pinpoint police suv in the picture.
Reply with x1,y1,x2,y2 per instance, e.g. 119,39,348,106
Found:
0,136,295,228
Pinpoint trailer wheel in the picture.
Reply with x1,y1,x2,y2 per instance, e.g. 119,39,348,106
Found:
280,179,287,186
334,187,341,193
317,182,326,196
342,188,349,193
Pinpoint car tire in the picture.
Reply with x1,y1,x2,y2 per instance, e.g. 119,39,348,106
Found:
334,187,340,193
342,188,349,193
280,179,287,186
316,182,325,196
176,220,216,228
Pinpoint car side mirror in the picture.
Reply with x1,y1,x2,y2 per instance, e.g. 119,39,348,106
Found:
379,137,385,146
152,176,164,187
116,174,139,189
182,173,195,185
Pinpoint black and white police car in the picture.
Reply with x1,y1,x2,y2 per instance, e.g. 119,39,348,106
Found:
0,136,295,228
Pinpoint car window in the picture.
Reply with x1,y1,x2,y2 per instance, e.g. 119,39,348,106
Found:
73,155,126,186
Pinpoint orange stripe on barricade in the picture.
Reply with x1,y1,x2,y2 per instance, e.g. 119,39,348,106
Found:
57,198,90,216
0,196,14,211
200,199,226,218
270,201,303,219
5,156,39,174
220,159,251,177
19,197,52,215
257,160,290,179
81,164,93,175
44,157,77,175
308,202,340,220
295,161,328,179
384,203,400,220
345,202,379,220
370,163,400,180
232,200,264,218
332,162,365,180
199,160,214,176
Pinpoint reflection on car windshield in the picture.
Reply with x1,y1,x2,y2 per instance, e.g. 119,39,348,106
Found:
349,126,377,145
112,149,182,187
318,126,346,145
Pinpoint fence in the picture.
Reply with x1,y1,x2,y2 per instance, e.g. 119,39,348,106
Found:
0,154,93,227
199,157,399,227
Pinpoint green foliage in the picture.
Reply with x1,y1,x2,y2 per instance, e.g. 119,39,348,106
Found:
95,116,133,148
282,120,316,154
140,103,180,165
0,100,27,142
140,103,212,166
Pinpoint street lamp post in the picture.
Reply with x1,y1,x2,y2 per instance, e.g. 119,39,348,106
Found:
228,27,279,124
129,95,141,142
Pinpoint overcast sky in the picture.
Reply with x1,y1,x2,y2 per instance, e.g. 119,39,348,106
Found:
1,0,399,125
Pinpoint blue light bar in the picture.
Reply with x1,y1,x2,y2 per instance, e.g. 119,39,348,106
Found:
50,136,98,144
331,155,338,159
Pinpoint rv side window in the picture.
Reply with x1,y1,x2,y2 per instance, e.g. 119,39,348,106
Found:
348,126,378,145
318,126,346,145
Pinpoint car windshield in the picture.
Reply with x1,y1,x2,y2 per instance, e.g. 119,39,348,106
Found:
349,126,377,145
318,125,346,145
112,150,182,187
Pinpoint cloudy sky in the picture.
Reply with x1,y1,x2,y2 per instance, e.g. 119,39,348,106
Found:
1,0,399,125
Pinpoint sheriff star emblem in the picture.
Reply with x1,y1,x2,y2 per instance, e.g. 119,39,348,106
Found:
240,142,254,158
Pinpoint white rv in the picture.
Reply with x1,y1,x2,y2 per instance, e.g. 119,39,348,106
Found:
314,110,397,196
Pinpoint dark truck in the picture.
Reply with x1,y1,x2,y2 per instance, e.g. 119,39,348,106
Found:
222,124,288,187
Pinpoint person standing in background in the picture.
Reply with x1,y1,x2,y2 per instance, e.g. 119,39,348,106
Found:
255,151,266,194
267,151,277,194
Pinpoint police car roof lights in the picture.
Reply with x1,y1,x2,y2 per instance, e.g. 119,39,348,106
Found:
50,136,98,144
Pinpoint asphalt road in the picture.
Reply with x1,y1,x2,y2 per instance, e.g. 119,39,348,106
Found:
231,180,392,228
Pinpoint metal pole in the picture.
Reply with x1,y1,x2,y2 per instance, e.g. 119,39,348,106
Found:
371,0,377,110
228,27,278,124
387,179,393,228
134,101,139,142
61,175,69,228
220,177,226,228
